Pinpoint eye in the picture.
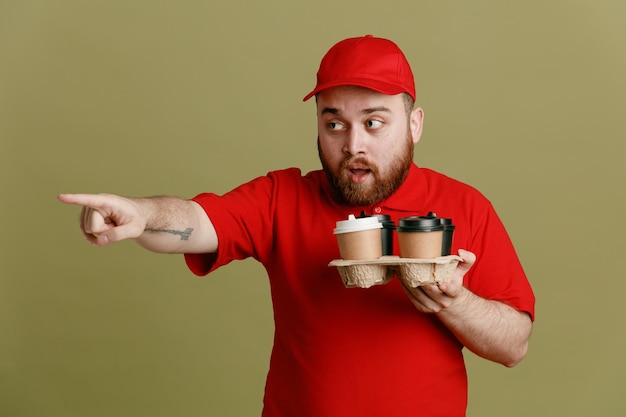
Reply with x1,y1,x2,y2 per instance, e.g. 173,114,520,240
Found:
366,119,383,129
328,121,345,131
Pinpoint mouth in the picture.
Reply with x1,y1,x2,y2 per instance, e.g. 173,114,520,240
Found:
346,164,372,184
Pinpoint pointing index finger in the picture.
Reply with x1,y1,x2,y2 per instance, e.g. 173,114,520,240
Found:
57,193,112,209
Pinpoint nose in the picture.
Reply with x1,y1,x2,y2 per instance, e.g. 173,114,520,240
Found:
343,127,366,156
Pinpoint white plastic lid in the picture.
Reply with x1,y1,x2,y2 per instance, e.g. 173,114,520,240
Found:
333,214,383,234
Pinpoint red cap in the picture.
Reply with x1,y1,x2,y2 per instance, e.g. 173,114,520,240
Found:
303,35,415,102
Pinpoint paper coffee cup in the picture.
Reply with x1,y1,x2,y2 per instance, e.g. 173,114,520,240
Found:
397,216,444,258
333,214,383,260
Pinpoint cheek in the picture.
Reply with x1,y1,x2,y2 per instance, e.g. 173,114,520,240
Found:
318,137,344,161
372,134,408,165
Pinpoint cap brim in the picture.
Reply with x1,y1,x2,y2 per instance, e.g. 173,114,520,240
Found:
302,78,411,102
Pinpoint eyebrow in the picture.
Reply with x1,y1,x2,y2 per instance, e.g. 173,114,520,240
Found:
321,106,392,115
321,107,339,115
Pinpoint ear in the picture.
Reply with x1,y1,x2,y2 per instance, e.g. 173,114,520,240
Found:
409,107,424,144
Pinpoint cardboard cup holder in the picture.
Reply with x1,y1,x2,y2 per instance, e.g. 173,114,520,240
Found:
328,255,462,289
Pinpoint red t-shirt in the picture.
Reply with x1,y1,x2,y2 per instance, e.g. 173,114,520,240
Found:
185,164,535,417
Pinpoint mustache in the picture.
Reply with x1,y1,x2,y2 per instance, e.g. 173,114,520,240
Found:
341,156,378,173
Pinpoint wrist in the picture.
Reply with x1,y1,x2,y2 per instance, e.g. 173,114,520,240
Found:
439,285,473,316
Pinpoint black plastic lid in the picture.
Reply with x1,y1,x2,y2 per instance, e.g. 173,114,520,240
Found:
397,216,444,232
358,211,395,228
440,217,455,230
428,212,456,230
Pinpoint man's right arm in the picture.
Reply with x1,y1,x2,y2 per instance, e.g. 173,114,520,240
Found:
58,193,217,254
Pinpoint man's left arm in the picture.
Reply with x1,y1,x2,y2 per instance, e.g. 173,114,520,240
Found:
401,249,533,367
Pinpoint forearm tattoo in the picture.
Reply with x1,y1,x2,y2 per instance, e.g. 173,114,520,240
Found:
145,227,194,241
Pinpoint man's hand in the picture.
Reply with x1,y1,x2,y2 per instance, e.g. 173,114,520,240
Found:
58,193,147,246
400,249,532,367
401,249,476,314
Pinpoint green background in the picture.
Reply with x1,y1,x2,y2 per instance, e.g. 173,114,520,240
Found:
1,0,625,416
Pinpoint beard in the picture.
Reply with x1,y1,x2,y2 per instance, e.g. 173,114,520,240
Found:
318,133,414,206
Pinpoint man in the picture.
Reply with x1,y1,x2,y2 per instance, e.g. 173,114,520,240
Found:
59,35,535,416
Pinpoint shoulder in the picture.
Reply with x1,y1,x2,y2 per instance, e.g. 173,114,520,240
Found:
264,167,326,187
418,167,488,202
267,167,323,179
